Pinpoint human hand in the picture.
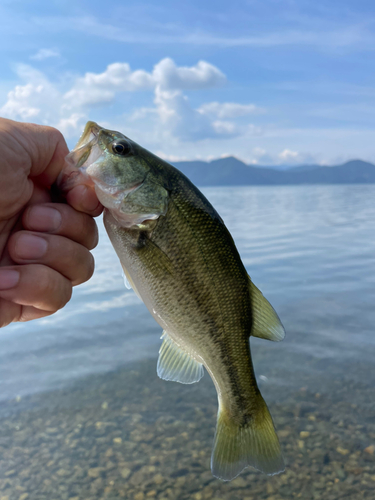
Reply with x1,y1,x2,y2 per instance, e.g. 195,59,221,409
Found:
0,118,103,327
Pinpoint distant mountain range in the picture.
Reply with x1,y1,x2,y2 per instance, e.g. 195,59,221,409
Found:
172,157,375,186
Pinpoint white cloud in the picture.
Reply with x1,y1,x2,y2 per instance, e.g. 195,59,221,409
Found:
64,58,225,108
153,86,236,141
253,147,267,157
64,63,154,107
0,58,256,142
276,148,318,165
30,48,60,61
199,102,264,119
211,120,238,136
129,107,157,121
152,58,225,90
278,149,299,161
56,113,86,137
0,65,61,122
154,151,190,163
1,83,41,119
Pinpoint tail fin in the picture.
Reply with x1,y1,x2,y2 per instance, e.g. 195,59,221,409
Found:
211,395,284,481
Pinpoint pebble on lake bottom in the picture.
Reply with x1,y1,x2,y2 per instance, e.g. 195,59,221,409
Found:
0,357,373,500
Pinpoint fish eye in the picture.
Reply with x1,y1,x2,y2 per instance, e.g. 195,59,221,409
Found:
112,140,131,156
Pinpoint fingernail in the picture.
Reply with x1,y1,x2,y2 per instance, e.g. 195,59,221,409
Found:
27,206,62,232
15,234,48,260
0,270,20,290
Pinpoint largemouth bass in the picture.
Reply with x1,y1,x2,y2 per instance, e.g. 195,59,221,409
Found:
61,122,285,481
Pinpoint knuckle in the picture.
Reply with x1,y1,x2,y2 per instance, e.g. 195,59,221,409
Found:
79,213,98,249
60,205,98,249
34,265,72,310
73,249,95,285
86,252,95,281
35,264,53,293
42,125,65,143
88,221,99,250
51,276,72,310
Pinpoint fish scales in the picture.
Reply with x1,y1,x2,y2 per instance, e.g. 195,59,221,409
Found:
61,121,286,481
106,173,256,414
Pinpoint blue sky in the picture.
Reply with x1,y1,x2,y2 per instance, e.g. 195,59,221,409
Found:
1,0,375,165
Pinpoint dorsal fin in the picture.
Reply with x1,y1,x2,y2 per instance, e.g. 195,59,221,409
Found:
249,280,285,342
157,331,204,384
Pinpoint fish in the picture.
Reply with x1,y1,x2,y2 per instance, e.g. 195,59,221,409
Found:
60,121,286,481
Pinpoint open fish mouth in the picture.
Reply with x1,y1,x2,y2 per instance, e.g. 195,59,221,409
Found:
66,121,104,172
58,122,104,192
74,121,101,150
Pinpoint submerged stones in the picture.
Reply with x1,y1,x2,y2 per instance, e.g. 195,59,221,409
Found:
0,360,373,499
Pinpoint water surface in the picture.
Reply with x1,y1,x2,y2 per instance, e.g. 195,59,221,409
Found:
0,184,374,499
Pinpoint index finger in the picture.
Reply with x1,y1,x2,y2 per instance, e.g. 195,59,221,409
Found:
0,118,69,187
65,185,103,217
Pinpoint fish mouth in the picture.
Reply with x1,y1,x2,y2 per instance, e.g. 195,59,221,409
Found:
66,121,103,170
58,122,104,192
74,121,102,150
59,121,142,202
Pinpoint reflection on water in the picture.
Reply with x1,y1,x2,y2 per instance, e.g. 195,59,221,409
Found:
0,184,375,499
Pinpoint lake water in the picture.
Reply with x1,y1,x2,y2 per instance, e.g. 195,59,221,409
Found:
0,184,374,500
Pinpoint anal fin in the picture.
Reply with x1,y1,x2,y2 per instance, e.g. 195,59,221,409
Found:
157,331,204,384
249,280,285,342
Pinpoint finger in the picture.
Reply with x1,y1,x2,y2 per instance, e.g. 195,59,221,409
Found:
0,297,20,327
23,203,99,250
0,265,72,312
66,185,103,217
8,231,95,286
0,299,54,328
18,305,54,322
0,188,54,268
0,119,69,186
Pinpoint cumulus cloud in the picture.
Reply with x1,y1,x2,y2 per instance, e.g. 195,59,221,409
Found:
0,65,61,122
253,147,267,157
56,113,86,136
198,101,264,119
153,58,225,90
278,148,299,161
64,63,154,107
0,58,256,142
30,48,61,61
64,58,225,108
153,86,236,141
277,148,317,165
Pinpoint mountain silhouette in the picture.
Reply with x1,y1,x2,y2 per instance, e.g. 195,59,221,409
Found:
173,157,375,186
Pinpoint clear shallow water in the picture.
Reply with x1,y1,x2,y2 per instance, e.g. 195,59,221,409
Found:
2,184,375,400
0,184,374,499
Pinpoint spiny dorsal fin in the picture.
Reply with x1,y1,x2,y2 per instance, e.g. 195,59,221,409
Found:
249,280,285,342
157,331,204,384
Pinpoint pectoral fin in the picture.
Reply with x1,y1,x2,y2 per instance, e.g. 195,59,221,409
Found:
139,236,174,275
249,280,285,342
121,265,142,299
157,331,204,384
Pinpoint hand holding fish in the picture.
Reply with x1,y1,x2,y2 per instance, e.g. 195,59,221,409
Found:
0,118,103,327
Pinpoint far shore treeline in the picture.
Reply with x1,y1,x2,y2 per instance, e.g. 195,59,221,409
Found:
173,158,375,186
